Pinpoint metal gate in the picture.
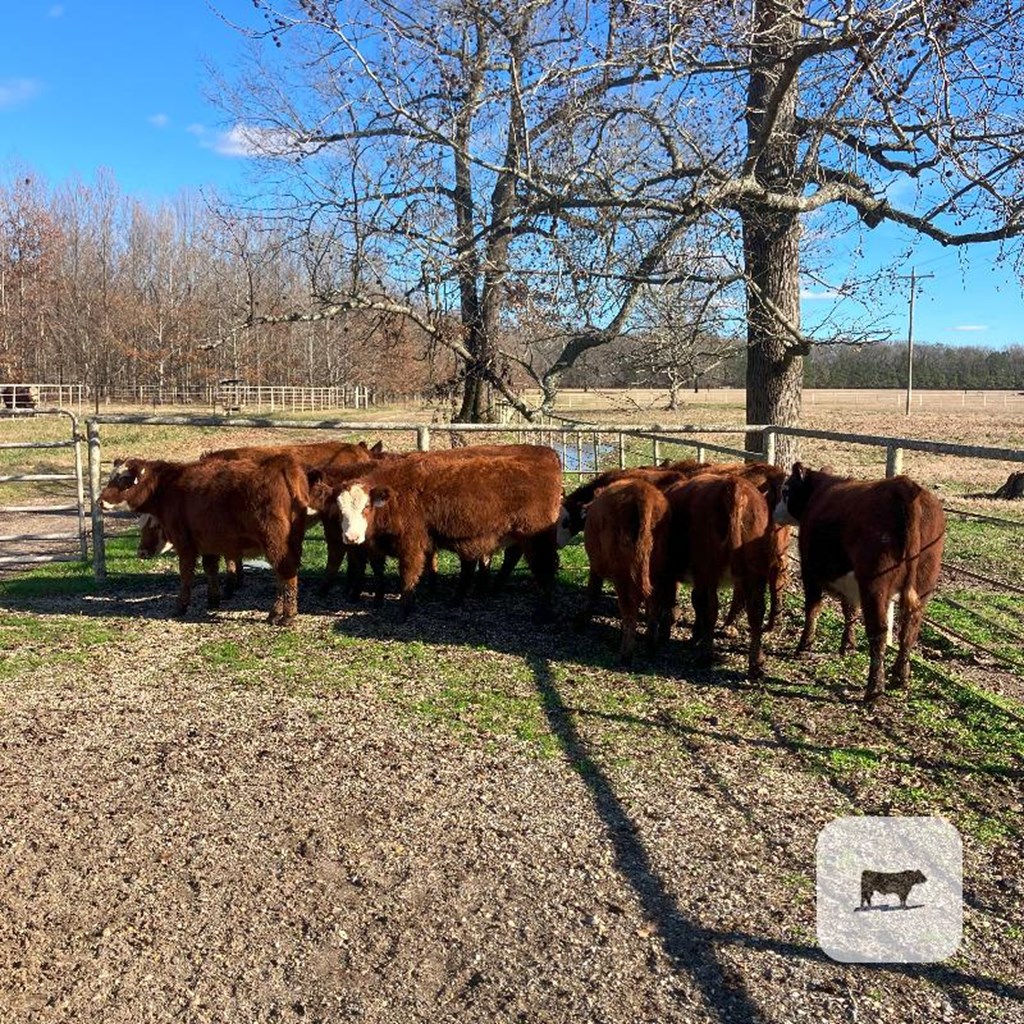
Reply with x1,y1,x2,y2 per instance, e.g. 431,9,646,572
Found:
0,409,89,568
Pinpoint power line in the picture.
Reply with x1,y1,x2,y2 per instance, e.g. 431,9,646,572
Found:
896,268,935,415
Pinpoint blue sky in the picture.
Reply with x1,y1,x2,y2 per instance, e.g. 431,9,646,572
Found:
2,2,1021,350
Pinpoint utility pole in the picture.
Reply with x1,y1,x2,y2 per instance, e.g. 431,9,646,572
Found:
898,268,934,415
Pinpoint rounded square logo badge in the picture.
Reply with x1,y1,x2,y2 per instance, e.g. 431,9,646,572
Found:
816,816,962,963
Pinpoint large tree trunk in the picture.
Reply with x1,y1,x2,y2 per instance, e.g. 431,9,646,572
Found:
743,0,803,467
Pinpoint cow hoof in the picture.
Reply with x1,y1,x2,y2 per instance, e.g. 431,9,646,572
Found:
173,606,189,618
207,598,221,610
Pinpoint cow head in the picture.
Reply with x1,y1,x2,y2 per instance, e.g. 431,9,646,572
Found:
100,458,151,510
337,483,391,544
556,499,588,548
772,462,811,527
137,513,173,559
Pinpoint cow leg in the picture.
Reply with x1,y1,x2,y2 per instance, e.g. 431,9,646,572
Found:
861,591,890,703
766,562,785,632
522,528,559,623
397,545,428,620
744,575,768,682
574,570,603,632
223,557,243,599
370,553,387,606
202,554,221,609
616,584,640,664
890,595,923,690
796,583,825,655
423,550,440,593
838,598,858,654
647,576,677,650
320,515,346,597
691,585,717,665
175,552,196,617
451,557,476,606
721,585,742,634
473,554,493,596
492,544,523,591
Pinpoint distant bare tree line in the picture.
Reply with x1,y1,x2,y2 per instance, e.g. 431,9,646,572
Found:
0,168,447,398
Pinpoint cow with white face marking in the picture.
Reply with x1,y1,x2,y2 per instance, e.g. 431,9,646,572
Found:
773,463,946,703
334,445,562,620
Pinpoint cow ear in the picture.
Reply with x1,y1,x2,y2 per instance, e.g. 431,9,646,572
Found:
307,468,324,488
370,440,384,455
791,461,806,482
370,486,392,508
819,463,836,475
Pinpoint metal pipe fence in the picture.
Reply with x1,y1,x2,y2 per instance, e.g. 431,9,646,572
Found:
0,409,88,567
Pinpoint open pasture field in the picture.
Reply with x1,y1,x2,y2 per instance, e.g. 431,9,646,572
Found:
1,402,1022,1023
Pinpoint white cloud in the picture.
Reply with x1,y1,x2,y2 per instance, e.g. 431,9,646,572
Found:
190,121,316,159
0,78,40,110
953,324,988,332
800,287,841,301
149,113,169,127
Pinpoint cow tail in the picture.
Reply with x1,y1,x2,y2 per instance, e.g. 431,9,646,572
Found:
727,478,746,558
632,493,656,603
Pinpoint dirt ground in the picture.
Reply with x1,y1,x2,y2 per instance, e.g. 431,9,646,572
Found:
1,402,1022,1023
1,575,1022,1024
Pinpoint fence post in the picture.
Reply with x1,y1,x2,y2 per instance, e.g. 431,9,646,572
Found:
87,421,106,580
417,426,431,451
763,428,776,466
696,444,706,463
885,446,903,478
618,432,626,470
652,437,661,464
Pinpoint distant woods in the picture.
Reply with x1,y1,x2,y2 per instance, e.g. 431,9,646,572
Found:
0,171,447,399
1,168,1021,400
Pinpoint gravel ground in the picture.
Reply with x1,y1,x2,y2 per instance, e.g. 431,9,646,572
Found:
1,568,1022,1024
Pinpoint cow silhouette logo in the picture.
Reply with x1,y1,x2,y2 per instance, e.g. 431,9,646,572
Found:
858,869,927,910
817,817,961,963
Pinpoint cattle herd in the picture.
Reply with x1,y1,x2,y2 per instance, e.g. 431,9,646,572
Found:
99,437,946,704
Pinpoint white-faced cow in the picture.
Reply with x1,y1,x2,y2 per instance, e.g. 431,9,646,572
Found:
334,444,562,619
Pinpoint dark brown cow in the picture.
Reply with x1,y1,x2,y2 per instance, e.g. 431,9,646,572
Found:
773,463,946,702
575,478,674,662
100,454,311,624
559,467,688,545
562,460,791,632
663,460,791,632
334,445,562,619
665,473,773,681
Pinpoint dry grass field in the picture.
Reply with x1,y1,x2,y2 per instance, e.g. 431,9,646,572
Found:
1,396,1022,1023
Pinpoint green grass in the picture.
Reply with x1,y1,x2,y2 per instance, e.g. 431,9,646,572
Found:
0,611,119,680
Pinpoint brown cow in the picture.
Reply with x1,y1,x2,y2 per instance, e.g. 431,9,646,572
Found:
558,467,689,546
773,464,946,702
575,478,674,662
193,438,386,595
665,473,773,681
333,445,562,619
202,438,385,468
561,460,791,632
100,454,311,624
663,460,791,632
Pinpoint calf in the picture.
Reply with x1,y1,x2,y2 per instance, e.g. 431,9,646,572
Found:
559,467,689,546
100,454,311,624
664,460,791,632
665,473,773,681
773,464,946,702
575,478,674,662
335,445,562,619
